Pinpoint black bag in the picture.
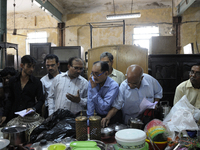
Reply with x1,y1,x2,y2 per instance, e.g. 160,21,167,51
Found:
30,109,76,143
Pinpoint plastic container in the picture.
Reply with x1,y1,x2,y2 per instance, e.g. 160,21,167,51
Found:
70,141,97,149
48,143,66,150
146,139,167,150
115,129,146,150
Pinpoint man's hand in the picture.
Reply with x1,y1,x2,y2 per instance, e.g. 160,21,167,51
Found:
89,75,96,88
0,116,6,125
101,117,110,128
66,90,81,103
26,108,34,112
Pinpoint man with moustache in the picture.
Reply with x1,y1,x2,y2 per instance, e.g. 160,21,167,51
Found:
87,61,121,124
101,64,163,127
0,55,45,125
48,57,88,116
174,63,200,108
40,54,62,118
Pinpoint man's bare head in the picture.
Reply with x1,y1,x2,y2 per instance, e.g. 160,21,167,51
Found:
126,64,143,89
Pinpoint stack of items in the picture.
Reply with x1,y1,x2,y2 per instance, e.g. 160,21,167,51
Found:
144,119,168,150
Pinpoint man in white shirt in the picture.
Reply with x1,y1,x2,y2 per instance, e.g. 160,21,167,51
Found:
100,52,125,85
40,54,61,118
48,57,88,116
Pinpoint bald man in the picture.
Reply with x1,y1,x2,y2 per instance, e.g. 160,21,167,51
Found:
101,64,163,127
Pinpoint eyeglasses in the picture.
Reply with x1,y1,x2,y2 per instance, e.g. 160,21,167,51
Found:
190,70,200,77
91,72,105,77
71,66,84,71
46,64,56,68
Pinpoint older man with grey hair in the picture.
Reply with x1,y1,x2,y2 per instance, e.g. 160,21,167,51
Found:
100,52,125,85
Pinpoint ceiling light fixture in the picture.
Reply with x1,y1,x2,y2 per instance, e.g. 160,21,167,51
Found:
106,0,141,20
106,13,141,20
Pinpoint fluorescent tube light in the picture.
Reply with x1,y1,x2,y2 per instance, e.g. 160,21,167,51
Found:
106,13,141,20
33,0,41,7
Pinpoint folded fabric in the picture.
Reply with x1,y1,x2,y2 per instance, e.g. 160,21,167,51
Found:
15,109,35,117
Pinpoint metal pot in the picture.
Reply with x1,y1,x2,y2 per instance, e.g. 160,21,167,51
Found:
30,139,54,150
1,125,28,146
110,123,127,132
128,118,143,129
61,137,76,148
101,127,115,139
0,139,10,150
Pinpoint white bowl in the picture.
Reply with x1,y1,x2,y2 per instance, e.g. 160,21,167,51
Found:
115,129,146,150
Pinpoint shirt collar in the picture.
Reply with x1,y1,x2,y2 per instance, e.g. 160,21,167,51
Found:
109,68,117,77
48,70,61,79
101,77,110,87
186,79,194,88
16,72,34,82
62,71,81,80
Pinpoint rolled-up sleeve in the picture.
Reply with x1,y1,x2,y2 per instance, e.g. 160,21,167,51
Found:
112,82,125,109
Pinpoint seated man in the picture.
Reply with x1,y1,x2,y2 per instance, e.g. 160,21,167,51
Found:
100,52,125,85
174,63,200,108
101,64,163,127
0,55,45,125
87,61,121,124
48,57,88,116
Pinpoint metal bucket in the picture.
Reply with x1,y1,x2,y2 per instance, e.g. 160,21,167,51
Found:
1,125,28,146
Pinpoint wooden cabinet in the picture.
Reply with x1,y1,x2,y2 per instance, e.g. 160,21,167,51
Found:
148,54,200,106
88,45,148,77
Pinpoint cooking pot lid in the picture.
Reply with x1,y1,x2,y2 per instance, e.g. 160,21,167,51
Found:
1,125,27,133
31,139,54,150
115,129,146,142
0,139,10,149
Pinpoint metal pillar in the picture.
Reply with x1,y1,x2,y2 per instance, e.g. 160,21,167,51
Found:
89,23,93,49
0,0,7,69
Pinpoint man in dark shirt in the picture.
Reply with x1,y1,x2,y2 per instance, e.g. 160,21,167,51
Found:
0,55,45,125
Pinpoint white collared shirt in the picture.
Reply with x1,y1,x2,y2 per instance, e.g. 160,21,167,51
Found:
40,73,62,106
47,71,88,115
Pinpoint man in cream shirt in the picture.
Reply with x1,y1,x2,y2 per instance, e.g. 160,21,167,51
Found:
100,52,125,85
174,63,200,108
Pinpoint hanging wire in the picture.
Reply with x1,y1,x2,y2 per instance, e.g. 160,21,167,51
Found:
113,0,116,14
131,0,133,13
13,0,16,29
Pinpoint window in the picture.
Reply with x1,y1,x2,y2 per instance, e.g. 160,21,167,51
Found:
26,32,48,54
133,26,159,51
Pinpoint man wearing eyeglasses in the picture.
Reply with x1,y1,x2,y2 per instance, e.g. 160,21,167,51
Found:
48,57,88,116
40,54,62,118
100,52,125,85
174,63,200,107
101,64,163,127
87,61,121,124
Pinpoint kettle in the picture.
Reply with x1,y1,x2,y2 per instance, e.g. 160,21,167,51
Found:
128,118,143,129
160,101,171,119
